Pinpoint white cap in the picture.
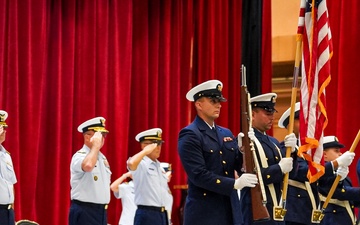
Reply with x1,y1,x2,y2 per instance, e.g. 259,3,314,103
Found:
135,128,163,142
160,162,172,172
278,102,300,128
186,80,226,102
323,136,345,149
250,93,277,112
0,110,8,128
77,116,109,133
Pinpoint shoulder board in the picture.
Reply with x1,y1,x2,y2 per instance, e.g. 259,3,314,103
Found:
76,150,86,154
6,150,10,155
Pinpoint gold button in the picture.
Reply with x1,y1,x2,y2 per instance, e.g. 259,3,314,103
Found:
203,193,207,196
297,195,300,197
231,148,234,150
216,179,221,184
225,171,228,175
94,176,98,181
275,156,278,160
220,151,223,154
210,150,214,153
267,175,270,179
341,189,345,192
333,210,336,213
222,161,226,164
105,204,108,210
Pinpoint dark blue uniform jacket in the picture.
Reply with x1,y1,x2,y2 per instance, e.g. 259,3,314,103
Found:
178,116,242,225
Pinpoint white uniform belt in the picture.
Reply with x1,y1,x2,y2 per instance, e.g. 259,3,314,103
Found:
288,179,317,214
288,179,306,190
319,194,355,225
319,194,347,207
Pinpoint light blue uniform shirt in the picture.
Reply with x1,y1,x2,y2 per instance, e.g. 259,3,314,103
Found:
130,156,168,207
0,145,17,204
70,145,111,204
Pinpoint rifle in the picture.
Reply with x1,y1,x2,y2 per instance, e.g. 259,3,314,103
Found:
240,65,270,222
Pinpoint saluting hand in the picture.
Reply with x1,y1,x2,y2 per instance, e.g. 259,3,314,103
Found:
0,125,4,144
142,143,158,155
90,131,103,149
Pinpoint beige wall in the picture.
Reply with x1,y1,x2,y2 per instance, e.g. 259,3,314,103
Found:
272,0,301,63
271,0,301,141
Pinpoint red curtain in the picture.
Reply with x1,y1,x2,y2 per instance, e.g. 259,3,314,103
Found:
0,0,261,224
4,0,358,224
326,1,360,185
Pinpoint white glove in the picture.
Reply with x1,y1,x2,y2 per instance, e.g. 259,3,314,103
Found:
284,133,297,153
336,151,355,167
234,173,258,190
0,125,3,135
237,132,244,148
248,128,256,141
336,166,349,181
278,157,293,173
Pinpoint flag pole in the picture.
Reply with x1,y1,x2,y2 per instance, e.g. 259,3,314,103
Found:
274,34,302,221
318,129,360,221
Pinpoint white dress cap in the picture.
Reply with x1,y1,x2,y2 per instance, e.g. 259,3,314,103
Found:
186,80,226,102
250,93,277,112
0,110,8,128
278,102,300,128
323,135,345,149
77,116,109,133
135,128,163,142
160,162,171,171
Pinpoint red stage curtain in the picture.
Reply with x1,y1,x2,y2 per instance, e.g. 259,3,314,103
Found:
1,0,358,224
326,0,360,185
0,0,305,224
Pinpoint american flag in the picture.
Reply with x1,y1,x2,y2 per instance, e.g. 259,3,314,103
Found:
298,0,332,183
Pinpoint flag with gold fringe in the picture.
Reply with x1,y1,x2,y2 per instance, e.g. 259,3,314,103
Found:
298,0,332,183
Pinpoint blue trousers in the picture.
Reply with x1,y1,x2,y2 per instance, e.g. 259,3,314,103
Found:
68,200,107,225
134,206,168,225
0,206,15,225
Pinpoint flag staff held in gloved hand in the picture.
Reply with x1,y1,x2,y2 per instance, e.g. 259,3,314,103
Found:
318,129,360,222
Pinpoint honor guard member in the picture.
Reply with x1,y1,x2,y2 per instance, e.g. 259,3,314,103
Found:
178,80,258,225
318,136,358,225
69,117,111,225
279,102,320,225
0,110,16,225
160,162,174,225
127,128,170,225
240,93,297,225
110,170,136,225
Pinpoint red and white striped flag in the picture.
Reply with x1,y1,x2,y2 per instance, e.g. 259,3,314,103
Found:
298,0,332,183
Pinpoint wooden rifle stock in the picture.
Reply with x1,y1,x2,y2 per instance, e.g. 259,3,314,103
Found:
240,65,270,222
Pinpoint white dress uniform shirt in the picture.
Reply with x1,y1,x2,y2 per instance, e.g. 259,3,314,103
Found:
0,145,17,204
70,145,111,204
130,156,168,207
